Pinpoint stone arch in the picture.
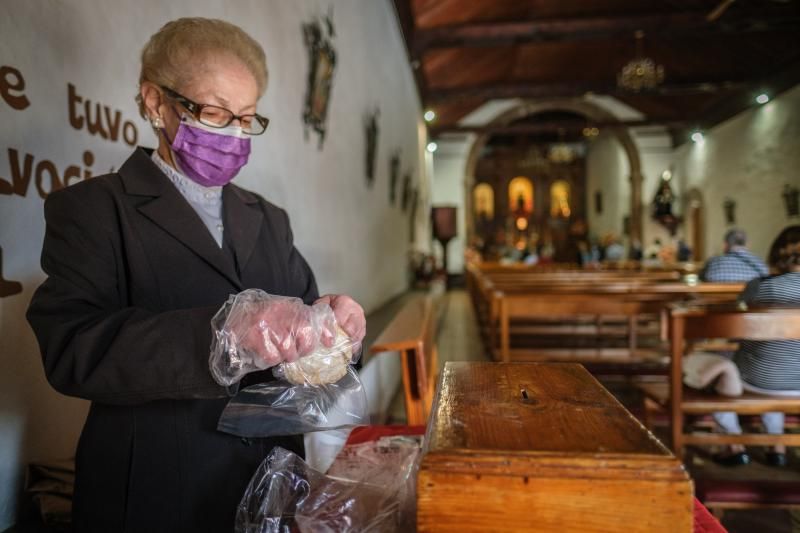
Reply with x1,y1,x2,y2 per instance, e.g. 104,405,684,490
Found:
464,98,644,244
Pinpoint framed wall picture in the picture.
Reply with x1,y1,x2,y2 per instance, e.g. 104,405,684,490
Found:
389,150,400,205
401,171,412,211
409,186,420,243
302,13,337,149
364,108,379,188
723,198,736,225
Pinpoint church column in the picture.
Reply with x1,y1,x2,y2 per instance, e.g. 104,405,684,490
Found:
630,169,643,244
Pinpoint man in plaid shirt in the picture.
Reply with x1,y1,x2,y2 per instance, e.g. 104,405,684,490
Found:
701,228,768,282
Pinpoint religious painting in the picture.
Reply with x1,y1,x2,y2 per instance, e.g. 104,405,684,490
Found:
389,150,401,205
723,198,736,225
473,183,495,221
364,108,379,188
508,176,534,215
550,180,571,218
409,186,420,243
302,12,337,149
401,170,412,212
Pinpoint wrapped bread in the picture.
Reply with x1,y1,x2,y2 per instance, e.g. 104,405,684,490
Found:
280,327,353,385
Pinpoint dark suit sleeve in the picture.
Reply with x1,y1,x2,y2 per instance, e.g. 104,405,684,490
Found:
26,185,228,405
281,208,320,305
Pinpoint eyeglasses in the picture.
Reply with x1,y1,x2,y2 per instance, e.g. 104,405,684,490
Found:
161,86,269,135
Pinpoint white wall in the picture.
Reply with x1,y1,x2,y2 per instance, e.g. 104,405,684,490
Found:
430,138,473,274
673,85,800,261
586,132,630,239
0,0,427,527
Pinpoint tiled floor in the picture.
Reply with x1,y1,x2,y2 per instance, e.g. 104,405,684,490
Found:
373,288,797,533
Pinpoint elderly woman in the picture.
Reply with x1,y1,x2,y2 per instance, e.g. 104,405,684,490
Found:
713,225,800,467
26,18,366,532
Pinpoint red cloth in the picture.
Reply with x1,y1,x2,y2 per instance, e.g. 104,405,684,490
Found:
347,425,727,533
693,498,726,533
346,424,426,445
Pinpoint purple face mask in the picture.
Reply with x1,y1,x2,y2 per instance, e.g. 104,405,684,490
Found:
166,115,251,187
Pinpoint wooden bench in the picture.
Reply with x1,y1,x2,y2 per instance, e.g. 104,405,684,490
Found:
369,294,439,425
466,263,744,377
489,283,742,363
465,263,679,352
638,304,800,460
638,304,800,515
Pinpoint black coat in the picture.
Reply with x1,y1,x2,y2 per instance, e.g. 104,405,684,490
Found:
26,148,319,532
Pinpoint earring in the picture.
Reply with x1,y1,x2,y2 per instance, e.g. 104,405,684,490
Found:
152,117,162,128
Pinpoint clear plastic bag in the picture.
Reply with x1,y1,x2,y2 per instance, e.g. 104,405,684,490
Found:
235,440,421,533
210,289,359,387
210,289,367,437
217,367,368,437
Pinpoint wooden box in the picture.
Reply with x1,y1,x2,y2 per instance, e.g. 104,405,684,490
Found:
417,362,693,532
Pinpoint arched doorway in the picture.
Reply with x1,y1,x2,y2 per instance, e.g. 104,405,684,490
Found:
464,99,644,252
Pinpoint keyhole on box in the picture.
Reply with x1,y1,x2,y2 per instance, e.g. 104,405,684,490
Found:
519,387,539,406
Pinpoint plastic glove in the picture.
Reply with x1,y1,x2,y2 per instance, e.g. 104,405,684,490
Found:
240,296,336,367
314,294,366,354
210,290,337,386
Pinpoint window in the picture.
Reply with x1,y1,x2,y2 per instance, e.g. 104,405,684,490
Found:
473,183,495,220
508,176,534,214
550,180,571,218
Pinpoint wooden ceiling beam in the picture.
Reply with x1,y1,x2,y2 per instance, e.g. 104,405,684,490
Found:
670,56,800,145
392,0,429,102
413,13,800,53
426,81,747,104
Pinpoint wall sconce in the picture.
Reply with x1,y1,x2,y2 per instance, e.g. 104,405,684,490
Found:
783,184,799,218
723,198,736,225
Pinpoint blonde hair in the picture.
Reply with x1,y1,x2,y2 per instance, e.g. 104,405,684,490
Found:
136,17,268,118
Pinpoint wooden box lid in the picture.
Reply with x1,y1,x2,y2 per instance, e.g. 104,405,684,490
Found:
418,363,693,532
425,362,678,467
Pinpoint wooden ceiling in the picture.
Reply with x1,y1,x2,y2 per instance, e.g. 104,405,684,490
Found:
393,0,800,144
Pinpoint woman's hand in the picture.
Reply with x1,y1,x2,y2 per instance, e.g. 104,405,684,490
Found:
240,297,335,367
314,294,367,352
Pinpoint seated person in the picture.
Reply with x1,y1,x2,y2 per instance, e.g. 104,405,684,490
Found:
701,228,768,282
677,238,692,262
603,234,625,262
713,225,800,467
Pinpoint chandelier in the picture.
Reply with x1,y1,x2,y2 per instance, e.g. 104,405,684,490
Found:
617,30,664,92
547,128,577,164
547,144,576,164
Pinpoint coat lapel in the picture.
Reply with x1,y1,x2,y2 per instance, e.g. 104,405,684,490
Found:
119,149,244,290
223,184,264,275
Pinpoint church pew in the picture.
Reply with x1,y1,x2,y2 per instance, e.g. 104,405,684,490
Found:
369,294,440,425
466,264,744,372
638,304,800,457
637,303,800,514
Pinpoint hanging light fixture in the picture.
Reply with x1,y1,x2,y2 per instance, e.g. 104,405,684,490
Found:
547,128,576,164
617,30,665,92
